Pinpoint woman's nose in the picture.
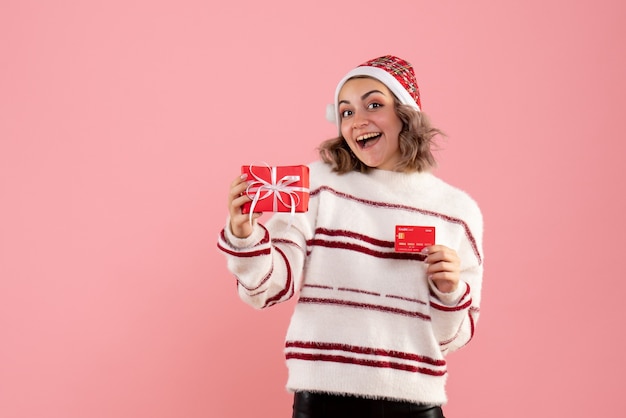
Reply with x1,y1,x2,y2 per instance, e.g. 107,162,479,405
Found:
352,111,368,128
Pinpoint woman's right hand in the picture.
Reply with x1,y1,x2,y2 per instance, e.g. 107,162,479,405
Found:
228,173,262,239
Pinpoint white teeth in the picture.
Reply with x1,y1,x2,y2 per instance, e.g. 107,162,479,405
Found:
357,132,380,141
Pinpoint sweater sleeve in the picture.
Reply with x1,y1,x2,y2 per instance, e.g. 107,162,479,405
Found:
216,208,313,310
428,202,484,355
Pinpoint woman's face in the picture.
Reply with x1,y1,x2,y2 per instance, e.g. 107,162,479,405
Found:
338,77,403,171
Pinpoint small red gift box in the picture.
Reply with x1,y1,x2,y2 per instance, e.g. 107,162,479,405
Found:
241,164,310,214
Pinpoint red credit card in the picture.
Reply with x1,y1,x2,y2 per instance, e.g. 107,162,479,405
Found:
395,225,436,252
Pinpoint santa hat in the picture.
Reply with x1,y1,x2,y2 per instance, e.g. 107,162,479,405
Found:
326,55,421,128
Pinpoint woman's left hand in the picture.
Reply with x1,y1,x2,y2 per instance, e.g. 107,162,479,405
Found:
423,245,461,293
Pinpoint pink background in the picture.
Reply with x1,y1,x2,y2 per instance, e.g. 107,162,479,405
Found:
1,0,624,417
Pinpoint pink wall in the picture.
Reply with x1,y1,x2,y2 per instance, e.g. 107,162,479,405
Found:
1,0,624,417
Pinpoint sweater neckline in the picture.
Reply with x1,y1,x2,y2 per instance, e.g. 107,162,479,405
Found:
362,168,435,188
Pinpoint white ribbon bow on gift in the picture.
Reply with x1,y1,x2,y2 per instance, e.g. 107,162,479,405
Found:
245,163,309,228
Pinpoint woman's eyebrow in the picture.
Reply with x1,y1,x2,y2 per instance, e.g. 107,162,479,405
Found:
338,90,386,105
361,90,385,100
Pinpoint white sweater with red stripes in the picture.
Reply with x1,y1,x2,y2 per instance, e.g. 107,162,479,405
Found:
217,160,484,405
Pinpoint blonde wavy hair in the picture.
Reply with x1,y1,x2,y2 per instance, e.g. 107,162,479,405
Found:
318,99,444,174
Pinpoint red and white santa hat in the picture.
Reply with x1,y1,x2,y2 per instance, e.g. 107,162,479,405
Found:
326,55,422,128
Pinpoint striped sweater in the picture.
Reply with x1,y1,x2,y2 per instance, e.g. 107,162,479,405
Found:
217,160,484,405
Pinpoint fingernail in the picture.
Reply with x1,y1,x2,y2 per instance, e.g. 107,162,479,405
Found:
421,248,429,254
240,173,248,180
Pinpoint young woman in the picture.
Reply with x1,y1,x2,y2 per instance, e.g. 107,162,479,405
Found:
218,55,484,418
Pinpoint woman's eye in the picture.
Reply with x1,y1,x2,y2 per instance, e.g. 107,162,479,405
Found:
341,109,353,118
368,102,382,109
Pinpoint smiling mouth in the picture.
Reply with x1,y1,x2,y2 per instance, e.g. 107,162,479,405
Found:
356,132,381,148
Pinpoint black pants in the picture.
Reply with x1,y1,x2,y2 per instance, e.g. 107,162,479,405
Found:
292,391,445,418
